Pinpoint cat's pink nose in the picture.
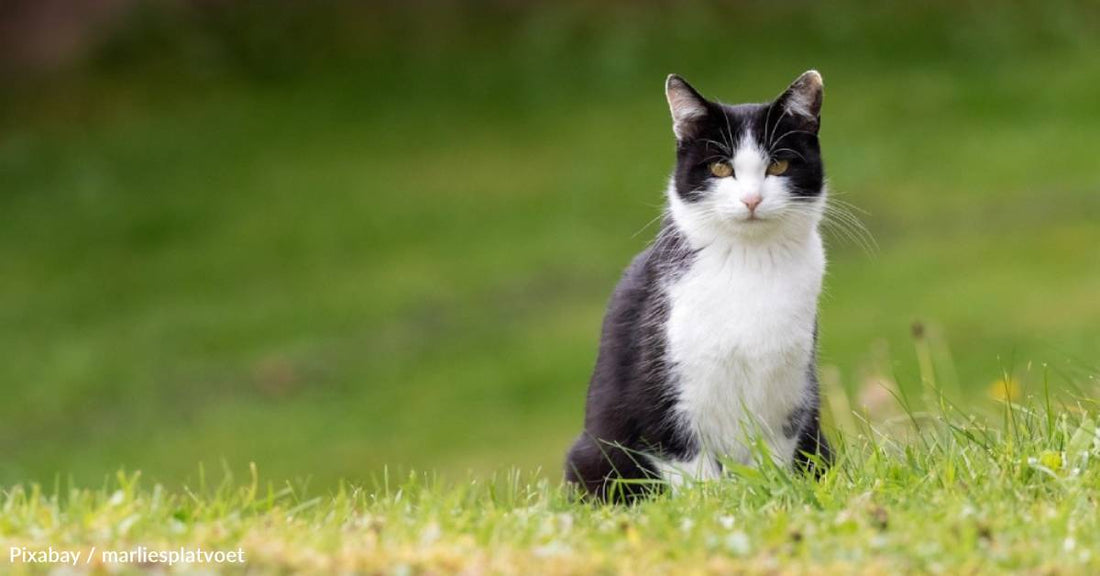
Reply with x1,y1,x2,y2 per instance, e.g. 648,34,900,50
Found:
741,194,762,213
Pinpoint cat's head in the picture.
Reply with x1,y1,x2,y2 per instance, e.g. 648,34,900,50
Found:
665,71,825,244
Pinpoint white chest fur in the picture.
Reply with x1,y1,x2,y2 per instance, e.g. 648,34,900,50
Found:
660,233,824,481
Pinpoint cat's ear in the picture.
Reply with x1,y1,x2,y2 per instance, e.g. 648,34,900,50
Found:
774,70,823,130
665,74,709,141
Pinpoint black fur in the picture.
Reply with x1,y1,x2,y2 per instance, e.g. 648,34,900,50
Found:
564,226,696,502
673,98,824,204
787,324,832,477
565,74,832,502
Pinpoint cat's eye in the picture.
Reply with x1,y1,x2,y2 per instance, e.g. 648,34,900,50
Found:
709,162,733,178
766,159,789,176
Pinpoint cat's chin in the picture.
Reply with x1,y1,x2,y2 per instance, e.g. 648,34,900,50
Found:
720,214,783,236
712,212,817,244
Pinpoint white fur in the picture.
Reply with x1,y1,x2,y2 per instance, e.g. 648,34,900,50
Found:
654,134,825,485
783,90,815,119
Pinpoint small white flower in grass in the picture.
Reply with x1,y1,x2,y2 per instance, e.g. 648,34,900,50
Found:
834,510,854,526
1064,537,1076,552
533,541,572,558
557,513,574,533
169,518,186,534
680,518,694,533
717,515,735,530
108,490,125,507
725,531,751,556
419,522,441,546
117,514,139,536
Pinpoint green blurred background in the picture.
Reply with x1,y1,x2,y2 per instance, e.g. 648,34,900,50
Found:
1,0,1098,488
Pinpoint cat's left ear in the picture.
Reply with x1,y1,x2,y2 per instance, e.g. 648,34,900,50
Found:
665,74,709,141
774,70,823,131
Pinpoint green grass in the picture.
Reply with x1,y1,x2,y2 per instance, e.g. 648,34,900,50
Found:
1,0,1098,526
2,5,1099,572
3,394,1099,575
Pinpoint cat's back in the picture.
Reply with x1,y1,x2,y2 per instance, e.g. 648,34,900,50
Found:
595,227,695,355
588,244,666,392
584,234,694,427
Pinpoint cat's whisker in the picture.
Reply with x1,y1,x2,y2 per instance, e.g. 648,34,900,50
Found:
820,206,877,254
823,200,875,239
828,197,872,216
823,220,871,254
633,211,668,239
768,147,806,162
762,102,777,149
774,200,877,255
722,107,736,152
699,153,731,164
699,139,731,155
768,129,818,154
764,105,791,151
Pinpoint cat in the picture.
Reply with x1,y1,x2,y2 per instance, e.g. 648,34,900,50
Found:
565,71,832,502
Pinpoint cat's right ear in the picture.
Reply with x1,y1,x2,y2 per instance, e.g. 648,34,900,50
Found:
665,74,708,141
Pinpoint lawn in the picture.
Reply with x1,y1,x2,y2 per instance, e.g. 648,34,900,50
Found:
1,1,1099,571
3,399,1099,574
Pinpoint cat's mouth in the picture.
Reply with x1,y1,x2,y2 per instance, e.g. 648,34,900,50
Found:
740,213,769,224
723,211,784,234
708,205,782,231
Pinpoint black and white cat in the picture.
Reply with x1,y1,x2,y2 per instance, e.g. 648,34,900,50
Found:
566,71,832,501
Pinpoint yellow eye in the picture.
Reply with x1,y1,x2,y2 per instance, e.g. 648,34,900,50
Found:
766,159,789,176
709,162,733,178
